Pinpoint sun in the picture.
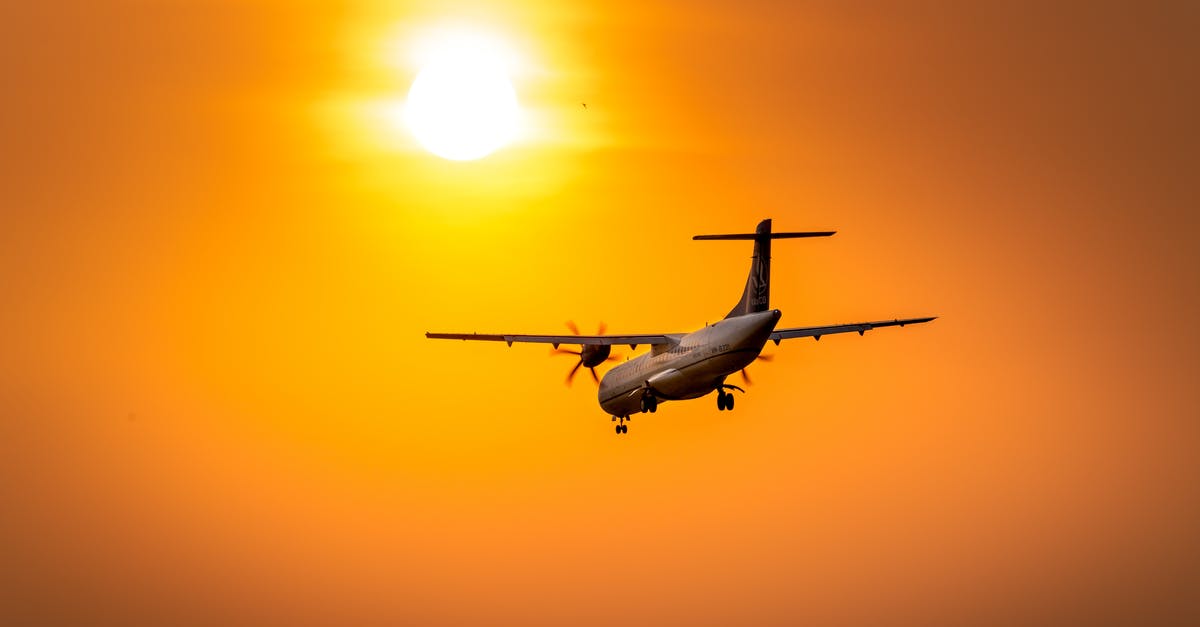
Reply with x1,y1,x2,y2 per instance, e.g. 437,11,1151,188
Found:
404,33,520,161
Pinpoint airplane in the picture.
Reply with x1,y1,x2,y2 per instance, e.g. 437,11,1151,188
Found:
426,219,935,435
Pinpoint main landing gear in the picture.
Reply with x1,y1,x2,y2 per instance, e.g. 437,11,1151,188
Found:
640,394,658,414
612,415,631,435
717,390,734,411
716,384,744,411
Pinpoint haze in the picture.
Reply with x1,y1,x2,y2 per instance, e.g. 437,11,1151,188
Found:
1,1,1197,625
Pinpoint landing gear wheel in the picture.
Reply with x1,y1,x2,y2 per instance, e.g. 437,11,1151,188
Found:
648,397,658,413
615,424,622,435
620,424,628,434
726,394,734,411
717,392,727,411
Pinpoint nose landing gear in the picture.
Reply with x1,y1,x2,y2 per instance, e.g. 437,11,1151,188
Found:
612,415,631,435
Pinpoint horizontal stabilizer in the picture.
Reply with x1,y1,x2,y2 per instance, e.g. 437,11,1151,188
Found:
692,231,835,240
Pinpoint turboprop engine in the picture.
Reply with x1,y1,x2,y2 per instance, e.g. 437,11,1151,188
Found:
551,321,618,385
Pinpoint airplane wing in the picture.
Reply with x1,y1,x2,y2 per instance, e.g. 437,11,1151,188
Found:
425,331,676,349
769,316,936,344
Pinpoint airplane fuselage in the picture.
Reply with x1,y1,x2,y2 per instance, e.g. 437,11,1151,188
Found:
598,309,782,417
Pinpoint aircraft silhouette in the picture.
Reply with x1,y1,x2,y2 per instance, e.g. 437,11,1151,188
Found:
427,219,935,434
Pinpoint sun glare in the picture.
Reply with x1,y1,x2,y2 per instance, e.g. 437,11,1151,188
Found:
404,31,520,161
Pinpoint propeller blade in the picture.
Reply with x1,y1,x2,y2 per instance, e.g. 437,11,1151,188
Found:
566,360,583,386
589,367,599,384
566,320,580,335
740,368,752,385
597,321,607,335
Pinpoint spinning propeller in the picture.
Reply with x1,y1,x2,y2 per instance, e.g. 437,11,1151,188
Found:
739,353,774,385
551,321,619,386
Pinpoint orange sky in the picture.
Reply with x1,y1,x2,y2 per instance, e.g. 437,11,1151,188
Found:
2,1,1198,625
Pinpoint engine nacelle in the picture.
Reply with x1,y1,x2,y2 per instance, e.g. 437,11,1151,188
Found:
579,344,612,368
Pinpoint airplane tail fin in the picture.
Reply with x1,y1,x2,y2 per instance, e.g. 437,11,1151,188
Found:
693,219,835,319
